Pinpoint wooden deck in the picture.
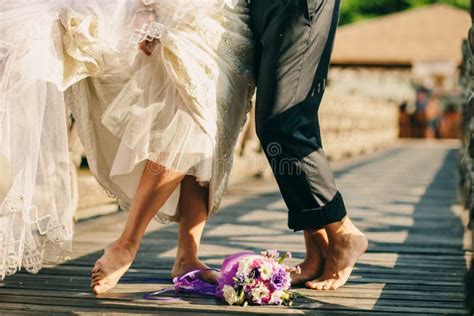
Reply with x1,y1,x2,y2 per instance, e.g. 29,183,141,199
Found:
1,141,471,315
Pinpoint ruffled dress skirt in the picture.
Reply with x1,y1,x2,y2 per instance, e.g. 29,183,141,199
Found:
66,0,255,223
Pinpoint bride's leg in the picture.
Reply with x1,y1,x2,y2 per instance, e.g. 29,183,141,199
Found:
171,176,220,283
91,161,185,294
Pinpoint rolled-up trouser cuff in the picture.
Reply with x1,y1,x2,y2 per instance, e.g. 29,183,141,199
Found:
288,191,347,231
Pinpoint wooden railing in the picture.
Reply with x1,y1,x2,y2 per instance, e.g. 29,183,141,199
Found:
459,33,474,222
459,3,474,312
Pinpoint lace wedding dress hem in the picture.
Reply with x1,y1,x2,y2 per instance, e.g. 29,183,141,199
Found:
0,0,254,279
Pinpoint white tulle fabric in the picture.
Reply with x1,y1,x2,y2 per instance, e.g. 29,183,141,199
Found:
0,0,254,279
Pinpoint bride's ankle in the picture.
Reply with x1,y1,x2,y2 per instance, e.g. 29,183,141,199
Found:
174,255,200,267
109,238,140,254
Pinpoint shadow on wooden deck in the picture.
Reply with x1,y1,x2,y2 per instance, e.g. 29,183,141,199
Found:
0,143,469,314
370,148,467,314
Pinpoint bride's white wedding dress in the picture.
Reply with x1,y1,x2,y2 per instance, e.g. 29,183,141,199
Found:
0,0,254,279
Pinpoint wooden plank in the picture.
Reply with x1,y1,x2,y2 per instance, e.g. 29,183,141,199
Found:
0,293,468,315
0,286,465,305
10,263,466,280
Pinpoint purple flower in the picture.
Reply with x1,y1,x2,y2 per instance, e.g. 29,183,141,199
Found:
217,252,254,298
270,268,289,291
235,272,245,285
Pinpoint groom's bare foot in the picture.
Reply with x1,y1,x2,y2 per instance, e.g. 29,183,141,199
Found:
91,240,138,294
171,257,220,284
291,229,328,286
291,256,325,286
306,217,368,291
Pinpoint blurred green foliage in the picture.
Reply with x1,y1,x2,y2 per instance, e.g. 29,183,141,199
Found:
339,0,470,25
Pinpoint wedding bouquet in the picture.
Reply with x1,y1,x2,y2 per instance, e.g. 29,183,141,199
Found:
144,250,299,307
216,250,299,306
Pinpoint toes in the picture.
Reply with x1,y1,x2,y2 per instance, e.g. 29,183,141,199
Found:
91,274,104,283
316,280,329,290
206,271,221,284
322,280,335,290
92,264,102,273
91,276,108,284
92,284,110,294
92,272,104,279
305,279,318,289
91,271,106,288
306,279,325,290
91,277,105,286
91,277,102,286
306,278,338,291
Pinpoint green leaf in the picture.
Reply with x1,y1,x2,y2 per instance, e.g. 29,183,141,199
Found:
277,252,290,264
238,289,245,305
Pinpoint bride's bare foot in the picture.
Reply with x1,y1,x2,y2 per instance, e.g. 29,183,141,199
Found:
306,217,368,290
91,240,139,294
171,257,220,284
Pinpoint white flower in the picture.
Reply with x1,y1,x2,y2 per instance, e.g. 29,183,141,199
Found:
237,259,250,275
223,285,238,305
269,290,283,305
237,255,259,276
259,261,273,280
250,283,270,303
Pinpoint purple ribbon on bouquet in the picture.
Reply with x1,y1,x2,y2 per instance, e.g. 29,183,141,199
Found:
126,252,255,301
143,268,219,301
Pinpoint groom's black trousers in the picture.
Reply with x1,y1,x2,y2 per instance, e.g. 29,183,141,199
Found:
249,0,347,231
